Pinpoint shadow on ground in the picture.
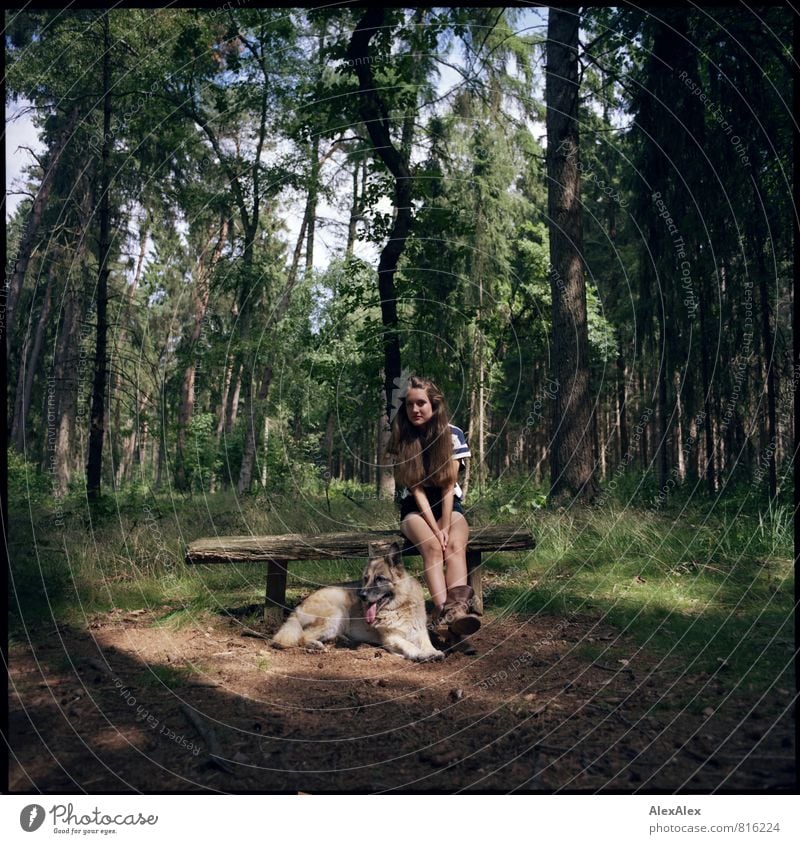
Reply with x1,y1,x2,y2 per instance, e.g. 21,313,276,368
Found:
8,604,796,793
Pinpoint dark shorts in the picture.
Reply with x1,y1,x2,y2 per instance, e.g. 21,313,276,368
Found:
400,488,464,523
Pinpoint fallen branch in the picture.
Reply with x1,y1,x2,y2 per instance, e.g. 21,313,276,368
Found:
241,630,271,640
180,704,235,774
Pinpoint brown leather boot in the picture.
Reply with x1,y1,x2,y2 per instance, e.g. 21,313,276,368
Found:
428,605,448,638
442,585,481,636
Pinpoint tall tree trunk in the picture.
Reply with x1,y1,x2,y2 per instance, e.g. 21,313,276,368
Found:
210,358,234,493
697,284,716,494
688,413,699,483
216,361,234,440
617,349,628,463
175,217,228,491
86,15,112,500
116,393,147,488
593,402,604,479
345,156,361,258
11,264,54,450
305,132,320,276
303,27,326,275
52,277,83,496
138,418,149,482
376,411,394,498
225,362,243,436
236,213,308,494
748,161,779,498
348,8,411,422
657,356,669,490
5,108,79,354
675,371,685,481
756,255,778,498
109,213,148,486
545,8,599,503
469,218,487,494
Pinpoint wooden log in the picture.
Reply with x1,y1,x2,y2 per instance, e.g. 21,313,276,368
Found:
265,561,289,625
466,549,483,614
185,524,535,565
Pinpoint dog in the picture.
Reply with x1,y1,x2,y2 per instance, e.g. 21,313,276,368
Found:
271,541,443,662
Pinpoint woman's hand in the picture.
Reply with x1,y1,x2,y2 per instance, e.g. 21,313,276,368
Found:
437,520,450,553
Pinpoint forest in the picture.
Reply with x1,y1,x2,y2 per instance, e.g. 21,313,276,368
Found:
5,7,796,795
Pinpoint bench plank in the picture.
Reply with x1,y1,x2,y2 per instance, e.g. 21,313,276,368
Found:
185,525,535,624
185,524,535,565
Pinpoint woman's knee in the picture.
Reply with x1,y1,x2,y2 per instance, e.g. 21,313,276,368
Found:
421,544,444,567
447,541,466,559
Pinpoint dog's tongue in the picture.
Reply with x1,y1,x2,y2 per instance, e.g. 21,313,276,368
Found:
365,602,378,625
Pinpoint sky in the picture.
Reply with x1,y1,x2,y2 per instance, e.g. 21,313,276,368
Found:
5,101,46,219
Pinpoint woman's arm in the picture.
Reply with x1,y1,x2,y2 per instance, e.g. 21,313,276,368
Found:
440,468,456,528
438,459,461,541
411,485,447,548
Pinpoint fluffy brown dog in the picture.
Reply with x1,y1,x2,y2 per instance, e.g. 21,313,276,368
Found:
271,542,443,662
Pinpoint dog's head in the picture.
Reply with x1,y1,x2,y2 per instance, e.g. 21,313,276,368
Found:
358,542,405,625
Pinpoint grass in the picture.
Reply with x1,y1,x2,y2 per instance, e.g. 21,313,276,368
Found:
481,503,794,690
9,482,794,694
137,663,197,689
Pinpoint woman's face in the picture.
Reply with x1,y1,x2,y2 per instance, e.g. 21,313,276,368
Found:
404,387,434,427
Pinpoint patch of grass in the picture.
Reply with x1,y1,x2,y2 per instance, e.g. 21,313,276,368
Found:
9,485,793,699
138,663,197,689
483,503,794,690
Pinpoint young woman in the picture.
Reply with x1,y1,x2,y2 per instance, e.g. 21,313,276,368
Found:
386,375,481,644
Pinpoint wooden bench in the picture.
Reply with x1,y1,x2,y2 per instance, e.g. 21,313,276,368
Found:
185,525,536,624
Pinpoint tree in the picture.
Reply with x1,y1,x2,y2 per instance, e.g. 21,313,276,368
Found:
545,8,600,503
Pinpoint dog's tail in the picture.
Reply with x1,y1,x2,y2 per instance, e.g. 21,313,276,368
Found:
271,614,303,649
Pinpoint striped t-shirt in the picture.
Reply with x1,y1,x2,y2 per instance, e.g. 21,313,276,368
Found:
399,424,471,500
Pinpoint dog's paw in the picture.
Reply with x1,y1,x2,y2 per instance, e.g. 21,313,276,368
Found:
416,650,445,663
304,641,327,652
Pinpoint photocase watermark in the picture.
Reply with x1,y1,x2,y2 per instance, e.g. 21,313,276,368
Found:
647,410,706,513
113,676,200,756
337,49,431,73
718,278,754,437
19,804,46,832
678,71,750,167
44,376,67,527
2,247,21,344
47,802,158,830
477,616,573,690
651,191,697,319
75,303,95,426
593,406,654,507
556,139,628,207
141,502,175,573
753,361,799,488
524,377,560,430
549,262,566,297
20,800,159,832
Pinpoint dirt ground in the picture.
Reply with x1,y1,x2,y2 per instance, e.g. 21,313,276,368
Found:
8,605,796,793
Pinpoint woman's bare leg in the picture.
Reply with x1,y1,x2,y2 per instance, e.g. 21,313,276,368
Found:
401,513,446,607
443,511,470,588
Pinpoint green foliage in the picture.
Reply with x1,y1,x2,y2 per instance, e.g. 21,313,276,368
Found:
6,7,792,526
185,412,222,491
8,451,51,505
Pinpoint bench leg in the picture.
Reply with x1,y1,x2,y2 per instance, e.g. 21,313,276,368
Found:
265,561,288,626
466,550,483,614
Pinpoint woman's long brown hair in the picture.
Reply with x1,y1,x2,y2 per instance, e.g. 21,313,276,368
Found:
386,376,457,489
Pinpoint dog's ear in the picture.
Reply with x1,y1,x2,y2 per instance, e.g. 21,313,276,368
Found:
387,541,404,567
367,540,404,566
